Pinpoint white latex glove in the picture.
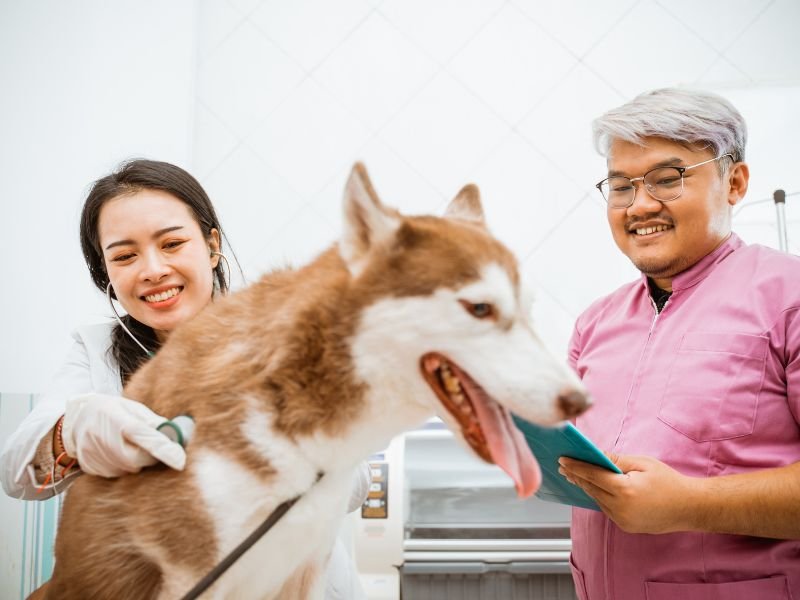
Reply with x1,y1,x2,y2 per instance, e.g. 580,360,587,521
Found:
61,393,186,477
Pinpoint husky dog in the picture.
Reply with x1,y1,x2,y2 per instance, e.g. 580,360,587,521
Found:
44,164,588,599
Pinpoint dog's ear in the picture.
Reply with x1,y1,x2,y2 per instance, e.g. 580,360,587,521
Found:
444,184,486,226
340,163,400,275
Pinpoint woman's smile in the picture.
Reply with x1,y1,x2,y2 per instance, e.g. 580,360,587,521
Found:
141,285,184,308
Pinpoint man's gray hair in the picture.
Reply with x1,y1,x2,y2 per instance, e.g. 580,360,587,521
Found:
593,88,747,166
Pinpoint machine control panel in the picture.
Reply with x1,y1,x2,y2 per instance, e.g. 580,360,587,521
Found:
362,461,389,519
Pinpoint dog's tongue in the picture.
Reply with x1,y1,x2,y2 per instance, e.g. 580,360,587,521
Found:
465,383,541,498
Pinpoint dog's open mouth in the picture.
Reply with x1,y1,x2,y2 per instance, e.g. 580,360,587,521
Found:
420,352,541,498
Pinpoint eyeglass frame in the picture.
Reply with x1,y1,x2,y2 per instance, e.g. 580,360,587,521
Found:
595,153,734,209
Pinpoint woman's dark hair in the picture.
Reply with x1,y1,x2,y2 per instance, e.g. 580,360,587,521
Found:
79,159,232,385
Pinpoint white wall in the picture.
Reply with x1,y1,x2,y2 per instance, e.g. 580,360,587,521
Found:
0,1,196,392
1,0,799,394
192,0,800,363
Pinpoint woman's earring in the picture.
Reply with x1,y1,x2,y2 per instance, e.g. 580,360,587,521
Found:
210,251,231,289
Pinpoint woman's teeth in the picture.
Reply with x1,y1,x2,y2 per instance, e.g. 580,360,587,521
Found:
635,224,671,236
144,287,181,303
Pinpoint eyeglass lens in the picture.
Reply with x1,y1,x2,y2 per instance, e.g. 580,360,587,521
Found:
599,167,684,208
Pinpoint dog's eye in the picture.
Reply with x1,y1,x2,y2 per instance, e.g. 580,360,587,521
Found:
459,300,495,319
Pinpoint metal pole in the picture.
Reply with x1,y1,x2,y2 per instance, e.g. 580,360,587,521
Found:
774,189,788,252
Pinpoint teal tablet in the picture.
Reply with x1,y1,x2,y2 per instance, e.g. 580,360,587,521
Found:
512,415,622,511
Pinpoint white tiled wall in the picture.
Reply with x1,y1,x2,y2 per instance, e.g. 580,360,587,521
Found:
193,0,800,359
1,1,197,393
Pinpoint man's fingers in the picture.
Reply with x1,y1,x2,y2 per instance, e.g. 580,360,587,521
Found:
560,468,617,510
559,459,623,494
559,457,608,482
573,477,614,504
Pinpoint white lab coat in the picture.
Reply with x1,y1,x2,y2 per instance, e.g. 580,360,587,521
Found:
0,321,368,599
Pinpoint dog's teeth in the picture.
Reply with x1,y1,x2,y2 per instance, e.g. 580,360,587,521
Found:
444,374,461,394
451,391,465,405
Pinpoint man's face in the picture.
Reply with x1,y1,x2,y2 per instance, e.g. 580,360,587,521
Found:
605,137,747,289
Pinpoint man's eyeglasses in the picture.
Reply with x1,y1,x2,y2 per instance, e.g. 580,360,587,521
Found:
596,154,734,209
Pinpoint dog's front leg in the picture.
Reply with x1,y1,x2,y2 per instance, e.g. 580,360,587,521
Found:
275,559,325,600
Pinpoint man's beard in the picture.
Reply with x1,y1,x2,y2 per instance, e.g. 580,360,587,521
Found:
630,253,690,281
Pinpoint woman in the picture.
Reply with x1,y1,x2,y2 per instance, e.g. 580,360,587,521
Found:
0,159,368,599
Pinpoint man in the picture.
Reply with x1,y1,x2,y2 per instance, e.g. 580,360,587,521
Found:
559,88,800,599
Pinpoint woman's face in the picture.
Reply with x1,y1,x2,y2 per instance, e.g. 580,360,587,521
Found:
98,189,220,340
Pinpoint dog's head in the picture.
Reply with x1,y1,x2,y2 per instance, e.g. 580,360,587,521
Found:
340,163,590,498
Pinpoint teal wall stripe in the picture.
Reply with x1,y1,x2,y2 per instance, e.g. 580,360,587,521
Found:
33,500,41,590
30,395,40,596
41,493,56,580
19,499,27,600
17,393,34,600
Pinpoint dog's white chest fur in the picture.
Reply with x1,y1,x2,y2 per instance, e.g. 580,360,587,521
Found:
183,426,351,598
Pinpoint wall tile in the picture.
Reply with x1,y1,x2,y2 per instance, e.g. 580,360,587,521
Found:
516,63,625,195
192,102,240,180
653,0,773,55
312,12,438,131
471,132,586,260
380,72,510,197
449,3,578,124
378,0,505,64
197,20,305,138
247,78,373,198
582,1,718,98
724,0,800,83
196,0,245,61
249,0,374,72
201,144,305,277
511,0,638,59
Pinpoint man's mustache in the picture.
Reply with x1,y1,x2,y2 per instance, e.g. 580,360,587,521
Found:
625,213,675,230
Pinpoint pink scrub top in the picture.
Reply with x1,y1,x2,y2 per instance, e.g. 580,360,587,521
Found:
568,234,800,600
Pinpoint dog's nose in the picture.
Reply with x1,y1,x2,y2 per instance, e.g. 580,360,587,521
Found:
558,388,591,419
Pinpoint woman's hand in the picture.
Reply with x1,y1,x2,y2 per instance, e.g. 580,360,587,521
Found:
61,393,186,477
558,453,699,534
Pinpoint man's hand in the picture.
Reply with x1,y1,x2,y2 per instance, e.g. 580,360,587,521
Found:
558,453,699,534
61,393,186,477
